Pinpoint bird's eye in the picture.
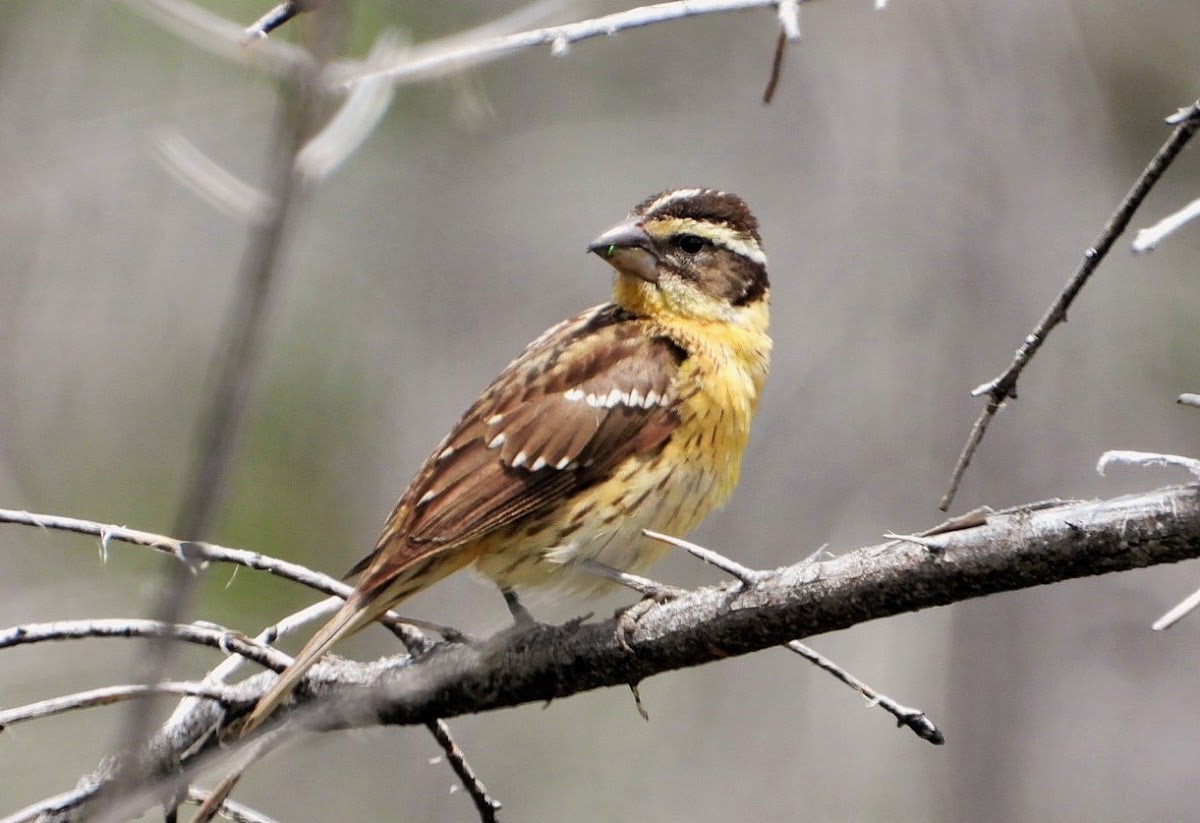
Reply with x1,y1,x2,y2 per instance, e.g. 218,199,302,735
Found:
674,234,706,254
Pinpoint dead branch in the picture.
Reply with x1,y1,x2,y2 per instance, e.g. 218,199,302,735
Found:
939,100,1200,510
28,483,1200,821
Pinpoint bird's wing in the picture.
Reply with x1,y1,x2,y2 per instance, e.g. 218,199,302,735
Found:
349,303,685,589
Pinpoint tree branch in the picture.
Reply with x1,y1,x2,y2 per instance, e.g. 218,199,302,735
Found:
354,485,1200,726
34,484,1200,820
127,0,797,94
939,100,1200,510
0,506,428,645
0,682,239,729
328,0,784,89
0,617,290,672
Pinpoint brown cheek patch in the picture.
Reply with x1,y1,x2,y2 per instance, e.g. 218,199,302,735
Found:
704,248,769,306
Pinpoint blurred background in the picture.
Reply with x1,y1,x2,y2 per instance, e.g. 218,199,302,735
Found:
2,1,1200,820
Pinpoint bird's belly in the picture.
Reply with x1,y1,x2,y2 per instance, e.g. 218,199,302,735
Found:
473,438,739,596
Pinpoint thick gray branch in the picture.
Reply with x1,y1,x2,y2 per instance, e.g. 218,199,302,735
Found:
34,484,1200,820
361,484,1200,724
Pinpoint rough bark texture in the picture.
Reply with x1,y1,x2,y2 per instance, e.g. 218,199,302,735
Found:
51,484,1200,820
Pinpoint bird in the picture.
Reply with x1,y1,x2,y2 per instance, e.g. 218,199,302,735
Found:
244,187,772,731
192,187,772,821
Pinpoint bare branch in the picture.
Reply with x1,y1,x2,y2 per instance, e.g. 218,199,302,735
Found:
644,528,766,584
1132,194,1200,253
126,0,789,95
1153,584,1200,631
145,0,576,222
0,617,290,671
40,484,1200,819
940,100,1200,510
781,641,943,744
0,682,238,729
1132,103,1200,251
424,720,503,822
3,787,96,823
244,1,312,41
762,29,788,103
337,486,1200,725
1096,450,1200,481
0,506,425,643
295,29,408,182
138,0,790,221
121,0,312,76
152,129,274,224
328,0,783,90
642,529,940,743
184,788,281,823
0,506,482,820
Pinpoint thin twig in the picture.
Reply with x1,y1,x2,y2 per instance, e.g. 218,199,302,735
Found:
425,720,503,822
329,0,783,89
244,0,313,40
163,598,341,730
783,641,944,744
1132,195,1200,253
643,529,765,584
133,0,787,226
126,0,571,90
939,99,1200,510
648,530,941,743
0,506,425,644
939,394,1004,511
1,787,96,823
184,788,281,823
152,129,274,224
1096,450,1200,482
0,504,485,821
0,618,290,672
0,682,239,729
578,559,683,598
762,29,787,103
1131,102,1200,251
295,29,407,181
129,0,786,94
1153,585,1200,631
122,0,312,76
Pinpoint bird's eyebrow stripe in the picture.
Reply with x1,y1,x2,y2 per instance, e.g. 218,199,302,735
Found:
645,217,767,266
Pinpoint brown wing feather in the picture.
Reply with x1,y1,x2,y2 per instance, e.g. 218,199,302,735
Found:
348,303,684,589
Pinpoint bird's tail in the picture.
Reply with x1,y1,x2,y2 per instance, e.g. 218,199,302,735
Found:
241,592,382,735
194,596,386,821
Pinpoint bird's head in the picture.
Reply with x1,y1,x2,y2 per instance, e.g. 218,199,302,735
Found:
589,188,769,324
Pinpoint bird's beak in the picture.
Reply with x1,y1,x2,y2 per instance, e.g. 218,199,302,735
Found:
587,219,659,282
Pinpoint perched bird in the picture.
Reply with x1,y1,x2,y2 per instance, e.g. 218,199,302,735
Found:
246,187,771,730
